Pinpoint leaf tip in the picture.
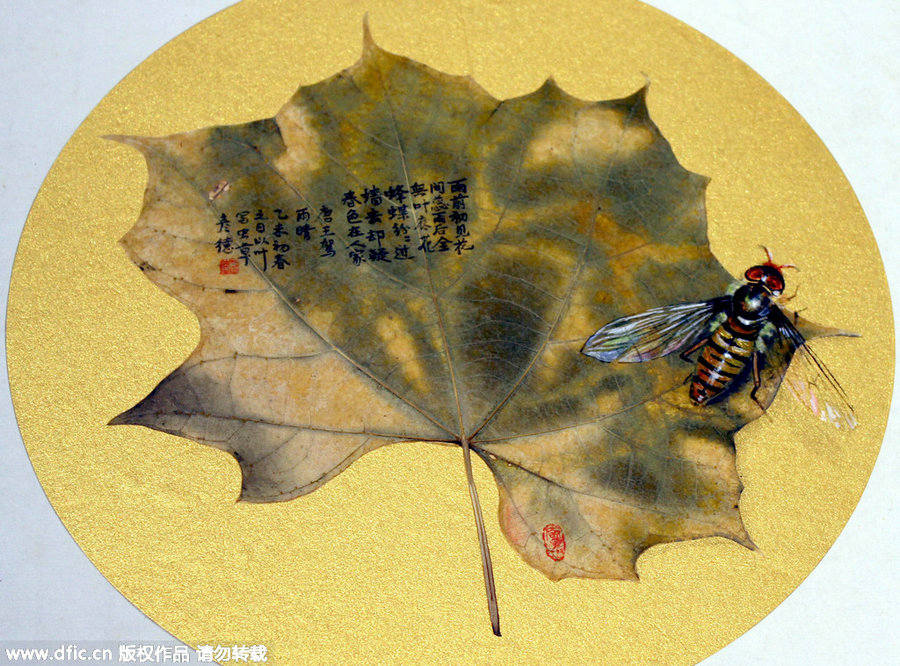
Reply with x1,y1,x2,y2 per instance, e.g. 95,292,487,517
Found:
638,72,652,92
727,514,758,551
361,13,376,54
103,134,153,155
693,172,712,188
107,410,133,426
736,531,758,552
534,76,578,102
102,133,139,145
619,83,651,123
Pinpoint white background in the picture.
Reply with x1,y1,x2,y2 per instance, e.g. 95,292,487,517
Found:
0,1,896,663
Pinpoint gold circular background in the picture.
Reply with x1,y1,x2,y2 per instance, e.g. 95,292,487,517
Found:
7,0,892,663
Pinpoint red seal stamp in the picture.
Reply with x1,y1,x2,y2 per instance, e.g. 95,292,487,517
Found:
219,258,239,275
542,523,566,561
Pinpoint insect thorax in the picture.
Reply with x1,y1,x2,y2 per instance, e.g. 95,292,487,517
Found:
731,284,772,329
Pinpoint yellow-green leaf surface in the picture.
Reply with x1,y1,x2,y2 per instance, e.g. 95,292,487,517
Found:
111,25,823,587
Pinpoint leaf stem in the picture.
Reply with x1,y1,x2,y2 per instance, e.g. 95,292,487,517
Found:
460,437,501,636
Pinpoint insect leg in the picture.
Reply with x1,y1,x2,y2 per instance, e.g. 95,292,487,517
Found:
679,336,709,363
749,350,766,413
780,284,801,303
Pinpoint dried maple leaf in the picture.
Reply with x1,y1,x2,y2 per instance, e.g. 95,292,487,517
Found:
109,22,844,634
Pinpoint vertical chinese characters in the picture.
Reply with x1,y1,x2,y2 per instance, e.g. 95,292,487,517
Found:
211,176,474,272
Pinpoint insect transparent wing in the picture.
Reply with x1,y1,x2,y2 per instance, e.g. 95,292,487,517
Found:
772,308,858,429
582,297,729,363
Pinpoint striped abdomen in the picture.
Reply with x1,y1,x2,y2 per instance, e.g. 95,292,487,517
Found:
689,317,759,405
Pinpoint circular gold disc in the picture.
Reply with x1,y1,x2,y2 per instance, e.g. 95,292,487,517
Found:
7,0,892,663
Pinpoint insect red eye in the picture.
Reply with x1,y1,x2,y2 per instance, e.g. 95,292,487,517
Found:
744,266,764,281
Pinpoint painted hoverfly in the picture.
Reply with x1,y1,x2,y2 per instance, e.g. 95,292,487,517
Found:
581,248,856,428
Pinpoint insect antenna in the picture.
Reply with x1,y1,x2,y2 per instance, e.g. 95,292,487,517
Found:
759,245,798,270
